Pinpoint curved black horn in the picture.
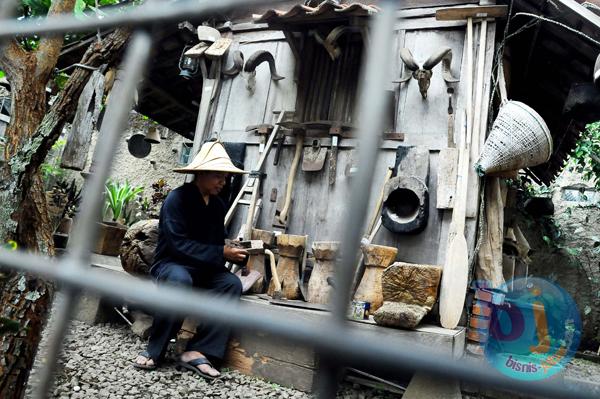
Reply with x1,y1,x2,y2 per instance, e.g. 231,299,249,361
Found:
423,47,459,83
222,50,244,77
399,48,420,71
422,47,451,70
244,50,285,81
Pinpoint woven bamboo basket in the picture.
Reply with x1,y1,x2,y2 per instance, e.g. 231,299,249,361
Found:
476,101,553,175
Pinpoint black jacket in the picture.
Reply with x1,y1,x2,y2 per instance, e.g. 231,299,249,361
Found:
151,183,226,274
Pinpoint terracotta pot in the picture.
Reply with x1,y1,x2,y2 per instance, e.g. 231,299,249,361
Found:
56,217,73,235
94,221,128,256
53,233,69,249
354,244,398,312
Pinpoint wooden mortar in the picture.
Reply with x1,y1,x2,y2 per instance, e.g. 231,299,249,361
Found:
354,243,398,311
268,234,306,299
307,241,340,304
247,229,275,294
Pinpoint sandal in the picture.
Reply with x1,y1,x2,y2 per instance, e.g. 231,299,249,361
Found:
132,350,158,370
177,356,219,380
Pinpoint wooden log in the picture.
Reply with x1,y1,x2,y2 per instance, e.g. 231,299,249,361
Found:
381,262,442,308
354,244,398,311
476,177,505,288
120,219,159,277
307,241,339,304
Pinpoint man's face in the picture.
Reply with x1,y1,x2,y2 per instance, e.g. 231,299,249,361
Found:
196,171,229,196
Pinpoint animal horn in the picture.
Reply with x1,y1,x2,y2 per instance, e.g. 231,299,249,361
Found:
223,50,244,77
399,48,420,71
423,47,460,83
244,50,285,81
423,47,451,70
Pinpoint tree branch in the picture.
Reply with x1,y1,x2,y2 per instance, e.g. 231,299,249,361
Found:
36,0,77,79
0,39,27,80
21,28,131,175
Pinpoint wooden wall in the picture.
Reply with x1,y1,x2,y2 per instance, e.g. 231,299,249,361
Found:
210,16,495,267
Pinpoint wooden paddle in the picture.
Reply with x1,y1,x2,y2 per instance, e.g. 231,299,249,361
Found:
439,17,475,329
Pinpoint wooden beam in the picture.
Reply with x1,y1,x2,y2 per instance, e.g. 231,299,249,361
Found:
435,5,508,21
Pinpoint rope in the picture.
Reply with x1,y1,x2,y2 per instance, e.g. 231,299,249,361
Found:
512,12,600,48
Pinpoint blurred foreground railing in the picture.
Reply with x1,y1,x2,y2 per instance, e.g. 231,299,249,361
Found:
0,1,595,398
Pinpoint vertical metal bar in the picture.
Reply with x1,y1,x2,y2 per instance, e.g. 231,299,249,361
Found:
330,0,396,327
317,2,396,398
32,31,153,399
0,0,19,19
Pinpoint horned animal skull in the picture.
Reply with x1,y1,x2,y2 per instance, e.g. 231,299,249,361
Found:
395,47,459,99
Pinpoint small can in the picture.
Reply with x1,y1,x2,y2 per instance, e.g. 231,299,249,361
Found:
349,300,371,320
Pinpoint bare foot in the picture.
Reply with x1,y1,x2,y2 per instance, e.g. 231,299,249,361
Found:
181,351,220,377
135,354,155,368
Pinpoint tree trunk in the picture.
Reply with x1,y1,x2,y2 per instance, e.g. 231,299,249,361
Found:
0,25,130,397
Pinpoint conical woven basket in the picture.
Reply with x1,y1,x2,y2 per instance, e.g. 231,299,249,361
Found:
476,101,553,175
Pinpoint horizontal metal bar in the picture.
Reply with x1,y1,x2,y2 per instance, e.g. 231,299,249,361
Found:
0,0,285,39
0,248,594,399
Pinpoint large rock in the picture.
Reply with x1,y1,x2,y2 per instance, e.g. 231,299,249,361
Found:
373,302,429,329
381,262,442,308
120,219,159,276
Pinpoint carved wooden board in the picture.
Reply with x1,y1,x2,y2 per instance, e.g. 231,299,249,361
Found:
61,70,104,171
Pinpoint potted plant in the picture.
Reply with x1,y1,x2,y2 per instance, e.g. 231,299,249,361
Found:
52,180,82,252
94,180,143,256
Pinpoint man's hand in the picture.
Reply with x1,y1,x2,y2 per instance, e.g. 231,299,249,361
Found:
224,246,249,264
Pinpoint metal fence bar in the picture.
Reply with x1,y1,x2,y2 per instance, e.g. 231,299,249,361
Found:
32,31,153,398
0,249,595,399
317,2,396,397
0,0,285,39
0,1,595,398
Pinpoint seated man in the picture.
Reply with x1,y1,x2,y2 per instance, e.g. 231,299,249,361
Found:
134,141,249,379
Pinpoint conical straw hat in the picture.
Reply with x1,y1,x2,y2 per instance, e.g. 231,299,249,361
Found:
174,141,247,174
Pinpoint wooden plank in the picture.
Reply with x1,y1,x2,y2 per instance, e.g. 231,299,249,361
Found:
221,41,278,131
262,41,298,124
476,177,505,289
400,0,478,10
437,148,458,209
395,18,466,30
435,5,508,20
395,28,466,151
184,42,209,58
226,335,316,392
466,21,495,218
205,37,232,59
237,30,286,43
61,70,104,171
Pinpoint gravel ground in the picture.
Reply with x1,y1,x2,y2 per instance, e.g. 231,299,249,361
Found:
26,320,399,399
25,319,600,398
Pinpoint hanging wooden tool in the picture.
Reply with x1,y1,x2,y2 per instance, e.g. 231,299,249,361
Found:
435,5,507,329
273,124,305,230
224,111,289,227
439,10,476,330
439,109,470,329
302,139,327,172
302,120,353,185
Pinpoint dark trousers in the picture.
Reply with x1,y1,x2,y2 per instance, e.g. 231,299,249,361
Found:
146,262,242,362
